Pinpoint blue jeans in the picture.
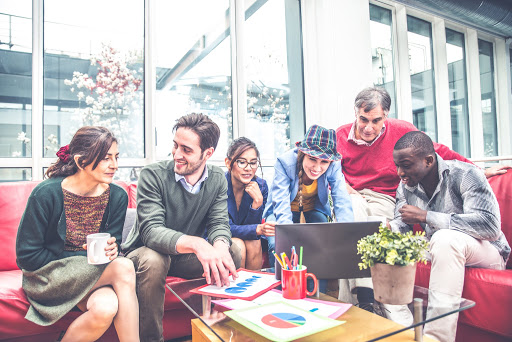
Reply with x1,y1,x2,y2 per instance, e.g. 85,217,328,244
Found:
265,210,329,293
291,210,328,224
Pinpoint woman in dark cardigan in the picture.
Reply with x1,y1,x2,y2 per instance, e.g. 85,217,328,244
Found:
16,127,139,342
225,137,275,269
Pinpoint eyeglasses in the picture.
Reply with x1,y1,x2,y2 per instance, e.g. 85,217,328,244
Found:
235,159,259,169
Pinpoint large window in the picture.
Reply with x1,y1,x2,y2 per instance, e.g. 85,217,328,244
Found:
244,0,295,160
154,0,232,161
1,0,304,182
0,168,31,182
446,29,470,157
153,0,302,164
407,15,437,140
43,0,144,159
0,1,32,162
478,39,498,157
369,4,397,117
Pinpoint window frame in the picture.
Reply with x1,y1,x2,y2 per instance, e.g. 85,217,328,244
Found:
1,0,305,180
370,0,509,160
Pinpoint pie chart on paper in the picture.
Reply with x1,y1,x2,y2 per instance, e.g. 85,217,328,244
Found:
261,312,306,329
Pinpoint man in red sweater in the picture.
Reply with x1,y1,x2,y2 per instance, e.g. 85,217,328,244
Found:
335,87,509,314
337,87,508,222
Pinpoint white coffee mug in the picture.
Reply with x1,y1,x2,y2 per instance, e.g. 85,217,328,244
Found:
367,216,387,226
87,233,111,265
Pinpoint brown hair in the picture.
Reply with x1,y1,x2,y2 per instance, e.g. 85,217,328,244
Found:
45,126,117,179
173,113,220,152
226,137,262,175
296,150,307,223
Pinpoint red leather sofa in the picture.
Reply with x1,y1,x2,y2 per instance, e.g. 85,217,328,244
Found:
0,181,194,342
415,170,512,342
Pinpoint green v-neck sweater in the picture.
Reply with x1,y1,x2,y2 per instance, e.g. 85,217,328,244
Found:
122,160,231,255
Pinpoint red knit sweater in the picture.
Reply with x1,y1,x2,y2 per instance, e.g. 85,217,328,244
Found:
336,118,471,198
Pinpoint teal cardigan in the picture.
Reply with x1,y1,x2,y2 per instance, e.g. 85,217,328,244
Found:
16,177,128,271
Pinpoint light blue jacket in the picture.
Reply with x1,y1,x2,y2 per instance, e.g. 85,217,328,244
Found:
263,148,354,224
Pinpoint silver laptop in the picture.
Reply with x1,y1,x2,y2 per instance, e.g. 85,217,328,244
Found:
274,221,381,279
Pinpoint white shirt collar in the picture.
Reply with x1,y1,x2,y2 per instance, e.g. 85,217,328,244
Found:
347,121,386,146
175,165,209,194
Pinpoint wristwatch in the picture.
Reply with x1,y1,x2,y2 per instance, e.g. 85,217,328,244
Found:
213,237,231,247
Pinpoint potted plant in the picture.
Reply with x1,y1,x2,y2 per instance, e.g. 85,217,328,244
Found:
357,225,429,304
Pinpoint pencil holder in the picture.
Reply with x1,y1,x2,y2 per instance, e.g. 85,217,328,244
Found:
281,266,318,299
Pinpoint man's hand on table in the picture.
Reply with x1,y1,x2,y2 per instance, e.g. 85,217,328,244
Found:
177,236,239,287
197,239,238,287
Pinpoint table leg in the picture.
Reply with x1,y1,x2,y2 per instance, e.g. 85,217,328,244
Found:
202,295,211,314
413,298,423,342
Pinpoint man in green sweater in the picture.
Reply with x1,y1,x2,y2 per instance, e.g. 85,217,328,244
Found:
122,113,241,342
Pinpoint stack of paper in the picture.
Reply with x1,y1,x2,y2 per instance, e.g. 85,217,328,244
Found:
225,301,344,342
213,289,351,319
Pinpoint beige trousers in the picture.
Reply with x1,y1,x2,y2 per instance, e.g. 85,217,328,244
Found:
424,229,505,342
338,189,396,303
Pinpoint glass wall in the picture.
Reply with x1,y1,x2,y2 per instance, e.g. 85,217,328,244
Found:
369,4,397,117
0,168,31,181
478,39,498,157
0,1,32,162
446,28,470,157
0,0,304,182
154,0,231,162
43,0,144,159
407,15,437,140
244,0,293,160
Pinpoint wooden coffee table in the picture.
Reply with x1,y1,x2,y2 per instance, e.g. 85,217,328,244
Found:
190,304,438,342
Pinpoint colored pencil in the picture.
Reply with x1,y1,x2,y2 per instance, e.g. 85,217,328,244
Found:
283,253,292,270
299,246,303,270
272,250,285,269
280,252,288,270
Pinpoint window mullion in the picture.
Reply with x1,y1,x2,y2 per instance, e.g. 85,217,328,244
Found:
432,18,452,147
32,0,43,180
465,28,484,158
394,4,413,122
145,0,156,165
494,37,511,156
230,0,246,139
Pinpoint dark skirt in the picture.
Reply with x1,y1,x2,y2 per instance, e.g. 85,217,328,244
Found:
22,255,108,326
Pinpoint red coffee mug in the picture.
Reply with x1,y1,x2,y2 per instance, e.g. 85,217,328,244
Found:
281,266,318,299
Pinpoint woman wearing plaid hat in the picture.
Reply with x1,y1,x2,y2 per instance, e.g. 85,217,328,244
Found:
263,124,354,292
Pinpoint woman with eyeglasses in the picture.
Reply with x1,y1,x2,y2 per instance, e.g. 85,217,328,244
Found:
225,137,275,270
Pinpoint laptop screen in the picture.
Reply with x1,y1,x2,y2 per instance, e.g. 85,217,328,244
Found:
274,221,380,279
